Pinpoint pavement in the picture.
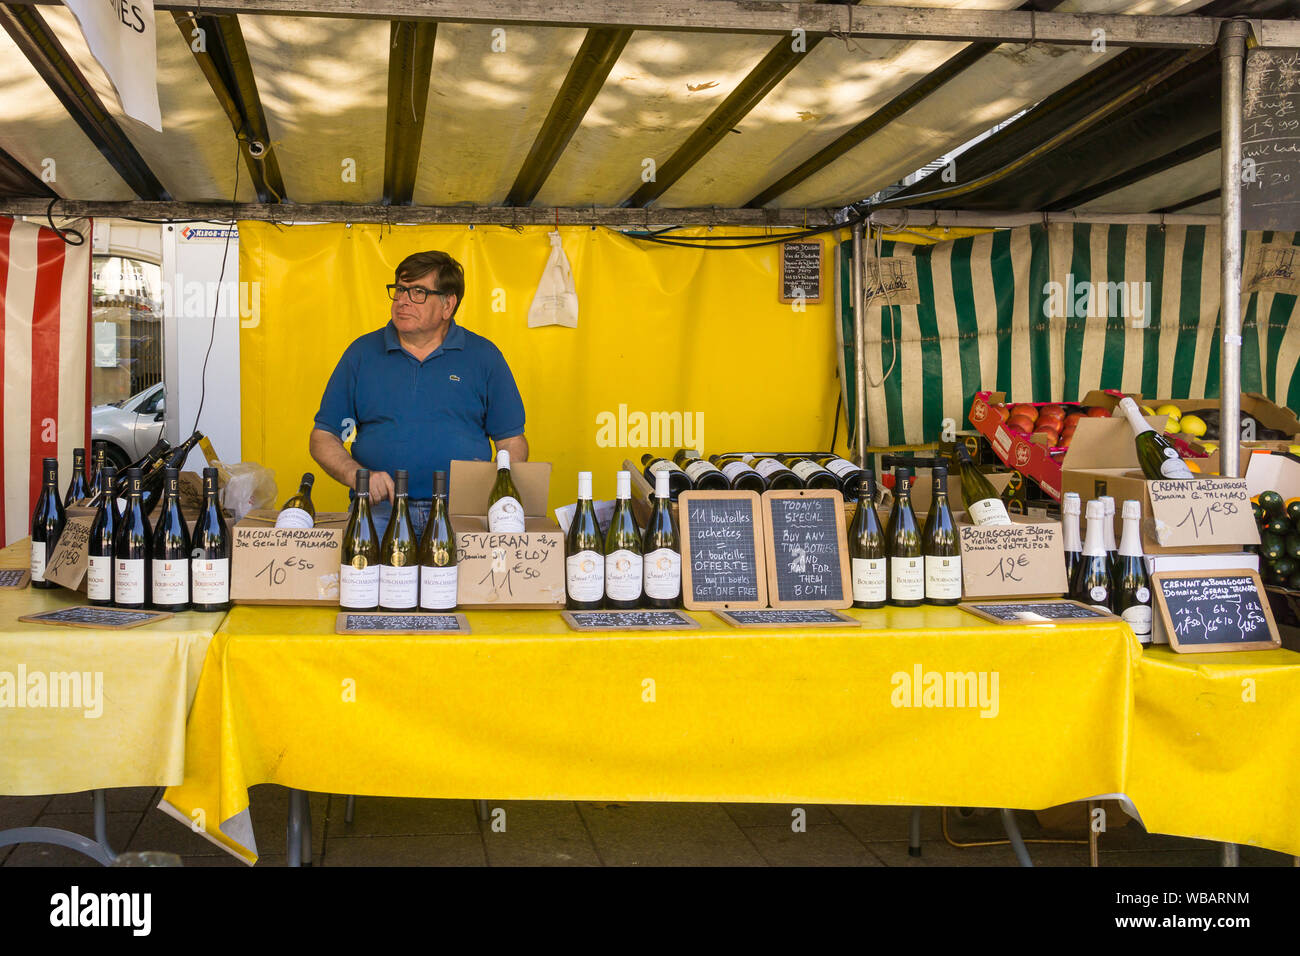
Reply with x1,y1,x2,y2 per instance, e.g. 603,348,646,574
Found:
0,790,1292,866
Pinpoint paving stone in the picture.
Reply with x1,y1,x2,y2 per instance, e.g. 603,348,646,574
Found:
868,837,1092,867
46,787,161,814
1096,849,1222,867
322,834,486,867
828,804,942,843
324,795,478,838
4,812,142,867
722,803,837,828
1237,844,1296,866
479,801,599,867
577,802,765,867
744,823,883,867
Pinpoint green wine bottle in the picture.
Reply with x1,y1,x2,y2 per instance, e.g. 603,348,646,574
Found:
886,466,923,606
921,465,962,605
191,466,231,612
30,457,66,589
1117,397,1194,480
340,469,380,610
1070,499,1113,612
276,473,316,528
642,471,681,608
848,473,886,608
1113,499,1151,643
604,471,644,610
418,471,458,610
379,469,419,611
150,467,192,612
565,471,604,610
487,450,526,532
952,444,1012,525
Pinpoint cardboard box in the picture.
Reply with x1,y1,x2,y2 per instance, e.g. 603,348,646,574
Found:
232,510,350,605
956,516,1068,598
1144,552,1260,644
450,459,564,608
968,391,1068,500
1244,450,1300,499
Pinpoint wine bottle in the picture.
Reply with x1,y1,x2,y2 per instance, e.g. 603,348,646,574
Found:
191,466,231,612
418,470,458,611
86,465,118,606
848,473,886,609
565,472,604,610
709,454,766,493
1061,492,1082,584
642,471,681,608
140,460,169,518
64,447,89,507
780,455,840,491
162,430,206,471
111,437,170,499
112,467,152,609
1099,495,1118,586
487,449,526,532
275,473,316,529
743,454,802,490
816,454,867,501
640,454,692,500
1114,499,1152,644
1070,499,1113,612
604,471,643,610
150,467,191,612
30,457,66,589
952,444,1012,525
1117,396,1195,480
340,468,380,610
86,442,109,503
886,466,924,607
673,450,730,492
922,465,962,605
379,469,419,611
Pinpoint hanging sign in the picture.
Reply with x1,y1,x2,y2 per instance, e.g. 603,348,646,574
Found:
61,0,163,132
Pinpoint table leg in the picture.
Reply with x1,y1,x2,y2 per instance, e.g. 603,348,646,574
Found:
476,800,489,823
301,794,313,866
908,808,922,857
999,809,1034,868
345,794,356,825
92,789,118,862
287,789,303,867
0,789,118,866
1220,843,1239,867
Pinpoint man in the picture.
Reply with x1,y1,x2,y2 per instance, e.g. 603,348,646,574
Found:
311,251,528,534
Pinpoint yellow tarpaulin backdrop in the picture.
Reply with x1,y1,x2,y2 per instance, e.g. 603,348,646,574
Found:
239,223,855,514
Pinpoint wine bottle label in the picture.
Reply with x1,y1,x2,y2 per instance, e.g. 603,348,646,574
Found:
192,558,230,604
86,555,113,600
648,460,683,475
683,460,721,482
1121,603,1152,641
967,497,1013,526
488,496,526,532
1158,453,1194,479
566,551,604,601
30,542,46,583
720,461,756,482
275,507,313,529
924,555,963,599
152,559,190,605
1135,585,1150,602
790,460,827,481
643,548,681,599
753,459,788,479
851,557,887,603
1089,585,1109,603
379,565,419,608
824,458,859,479
115,558,146,604
419,565,459,609
605,549,643,601
890,556,924,599
339,564,380,608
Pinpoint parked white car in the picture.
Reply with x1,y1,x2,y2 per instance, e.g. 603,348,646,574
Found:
91,383,165,469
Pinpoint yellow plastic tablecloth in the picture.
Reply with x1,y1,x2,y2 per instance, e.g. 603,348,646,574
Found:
163,605,1139,863
0,542,224,795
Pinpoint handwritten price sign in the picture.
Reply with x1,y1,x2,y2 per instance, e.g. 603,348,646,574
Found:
958,520,1067,597
1148,479,1258,548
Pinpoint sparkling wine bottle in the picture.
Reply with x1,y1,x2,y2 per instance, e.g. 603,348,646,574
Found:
1061,492,1082,584
1117,396,1194,480
1070,499,1113,612
1113,499,1152,643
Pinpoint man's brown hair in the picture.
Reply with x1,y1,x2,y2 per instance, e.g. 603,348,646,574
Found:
395,251,464,316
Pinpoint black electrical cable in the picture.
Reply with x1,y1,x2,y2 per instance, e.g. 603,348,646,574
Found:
190,139,241,436
44,197,85,245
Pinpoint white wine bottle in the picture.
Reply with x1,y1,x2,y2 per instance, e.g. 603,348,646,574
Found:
565,471,604,610
1061,492,1082,584
780,456,840,491
418,471,458,611
487,449,526,532
642,471,681,608
340,469,380,610
604,471,643,610
30,457,66,589
641,454,692,500
921,465,962,605
1117,396,1194,480
275,473,316,528
848,472,886,608
1114,499,1152,643
379,469,419,611
816,454,867,501
673,450,730,491
709,454,766,493
743,454,802,490
952,444,1012,525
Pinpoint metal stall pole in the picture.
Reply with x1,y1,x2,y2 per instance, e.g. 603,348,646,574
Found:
852,221,868,467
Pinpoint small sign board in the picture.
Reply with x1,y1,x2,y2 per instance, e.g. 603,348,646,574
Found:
0,569,30,589
18,605,173,629
334,612,470,635
957,519,1067,598
714,608,858,628
561,609,699,631
45,516,93,591
761,489,851,609
1242,47,1300,232
1147,478,1257,550
959,599,1118,626
680,491,766,610
1150,570,1280,653
780,240,823,304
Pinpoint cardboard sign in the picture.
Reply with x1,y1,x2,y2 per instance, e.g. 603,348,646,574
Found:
761,489,851,609
561,609,699,631
957,518,1067,598
18,605,173,629
780,240,823,304
1147,478,1257,548
44,515,94,591
714,608,858,628
455,530,564,607
1151,570,1280,653
231,514,348,605
335,612,469,635
680,491,766,610
959,600,1117,625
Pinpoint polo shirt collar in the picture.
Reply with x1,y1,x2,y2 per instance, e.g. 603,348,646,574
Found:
384,319,466,355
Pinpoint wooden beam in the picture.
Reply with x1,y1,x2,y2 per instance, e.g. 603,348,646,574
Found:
868,209,1219,227
384,21,438,205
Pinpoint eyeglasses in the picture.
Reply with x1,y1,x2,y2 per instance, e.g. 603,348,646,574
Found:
386,283,450,304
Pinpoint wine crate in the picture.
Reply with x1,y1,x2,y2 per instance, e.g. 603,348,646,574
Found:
231,510,350,605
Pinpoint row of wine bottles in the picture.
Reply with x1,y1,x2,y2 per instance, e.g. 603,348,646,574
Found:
1061,492,1152,641
641,451,867,501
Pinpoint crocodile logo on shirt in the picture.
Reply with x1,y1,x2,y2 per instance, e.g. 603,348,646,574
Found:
449,374,460,382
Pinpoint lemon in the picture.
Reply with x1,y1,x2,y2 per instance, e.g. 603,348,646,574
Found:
1140,405,1157,416
1154,404,1182,420
1180,414,1207,437
1202,442,1218,453
1290,445,1300,455
1164,419,1182,434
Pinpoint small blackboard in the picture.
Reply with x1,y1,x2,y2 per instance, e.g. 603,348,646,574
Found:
1150,570,1280,653
561,609,699,632
761,489,851,609
959,600,1118,626
17,606,173,630
780,240,823,304
679,491,767,610
715,608,858,628
1242,48,1300,231
0,568,30,589
335,612,470,635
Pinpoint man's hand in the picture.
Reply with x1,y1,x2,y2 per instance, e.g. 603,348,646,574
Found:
367,470,395,504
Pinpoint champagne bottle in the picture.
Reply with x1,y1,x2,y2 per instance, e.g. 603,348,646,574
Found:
340,468,380,610
379,469,419,611
709,454,766,493
112,467,151,609
30,457,66,589
780,455,839,491
275,473,316,528
418,470,458,611
64,447,90,507
86,465,118,606
1117,396,1195,480
743,454,802,490
642,471,681,608
640,454,692,500
604,471,643,610
886,466,924,606
816,454,867,501
673,450,730,492
565,471,604,610
1070,499,1113,612
951,444,1012,525
922,465,962,605
1114,499,1152,644
151,467,191,612
191,466,231,612
487,449,526,532
1099,495,1118,586
848,473,886,609
1061,492,1082,584
87,442,109,503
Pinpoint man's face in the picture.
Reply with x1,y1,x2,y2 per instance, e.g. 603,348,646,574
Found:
390,270,455,336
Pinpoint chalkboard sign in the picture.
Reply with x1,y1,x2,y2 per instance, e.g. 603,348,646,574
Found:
561,609,700,631
679,491,767,610
960,600,1118,626
715,608,858,628
334,612,470,635
18,606,173,629
761,489,851,609
1242,48,1300,231
0,568,30,589
1150,570,1280,653
780,240,823,304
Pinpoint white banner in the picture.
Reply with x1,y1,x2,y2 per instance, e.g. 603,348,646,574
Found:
61,0,162,132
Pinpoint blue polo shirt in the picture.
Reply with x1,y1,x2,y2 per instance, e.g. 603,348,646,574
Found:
314,319,525,499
